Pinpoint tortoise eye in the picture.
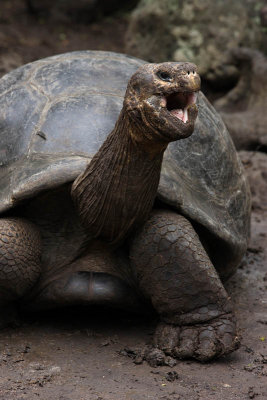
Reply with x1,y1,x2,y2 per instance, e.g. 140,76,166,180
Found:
157,71,172,82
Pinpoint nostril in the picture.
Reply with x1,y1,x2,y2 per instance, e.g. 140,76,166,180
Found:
187,70,197,76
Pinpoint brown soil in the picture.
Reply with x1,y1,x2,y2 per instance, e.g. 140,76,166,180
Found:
0,0,129,77
0,2,267,399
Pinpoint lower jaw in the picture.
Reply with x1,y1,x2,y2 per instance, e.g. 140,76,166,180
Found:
170,107,188,123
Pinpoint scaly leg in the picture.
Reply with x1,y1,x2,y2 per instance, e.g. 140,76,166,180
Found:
130,210,240,362
0,218,42,326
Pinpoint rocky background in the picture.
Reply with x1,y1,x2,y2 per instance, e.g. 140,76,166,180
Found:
0,1,266,399
126,0,266,84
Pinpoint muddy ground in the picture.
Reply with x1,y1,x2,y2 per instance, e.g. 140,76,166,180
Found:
0,2,266,399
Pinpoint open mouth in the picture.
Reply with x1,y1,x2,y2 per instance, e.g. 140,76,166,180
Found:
164,91,198,123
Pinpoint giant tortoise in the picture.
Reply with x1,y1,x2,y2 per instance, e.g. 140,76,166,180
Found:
0,51,250,362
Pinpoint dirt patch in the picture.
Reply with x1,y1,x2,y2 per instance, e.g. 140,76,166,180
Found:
0,203,267,400
0,0,129,77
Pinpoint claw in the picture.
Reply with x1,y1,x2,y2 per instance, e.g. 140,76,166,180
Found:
195,327,217,361
153,322,180,355
174,327,197,359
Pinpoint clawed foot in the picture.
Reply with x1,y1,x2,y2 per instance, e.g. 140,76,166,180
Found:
145,313,240,366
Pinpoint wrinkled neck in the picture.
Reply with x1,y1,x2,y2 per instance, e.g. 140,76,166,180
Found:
71,108,165,245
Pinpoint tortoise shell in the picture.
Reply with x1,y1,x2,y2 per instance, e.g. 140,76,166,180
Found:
0,51,250,277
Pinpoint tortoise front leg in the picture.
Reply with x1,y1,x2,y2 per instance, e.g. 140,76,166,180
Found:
130,210,240,363
0,218,42,307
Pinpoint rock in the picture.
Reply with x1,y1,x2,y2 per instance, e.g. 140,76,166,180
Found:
126,0,266,85
165,371,179,382
239,151,267,211
145,347,166,367
164,356,177,368
214,48,267,150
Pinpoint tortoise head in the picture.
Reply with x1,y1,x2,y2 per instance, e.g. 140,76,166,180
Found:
124,62,201,145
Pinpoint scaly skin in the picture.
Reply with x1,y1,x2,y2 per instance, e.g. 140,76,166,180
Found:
0,218,41,305
130,210,240,362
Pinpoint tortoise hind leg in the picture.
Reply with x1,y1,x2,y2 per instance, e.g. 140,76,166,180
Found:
0,218,42,327
24,242,144,312
129,210,240,363
0,218,42,303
